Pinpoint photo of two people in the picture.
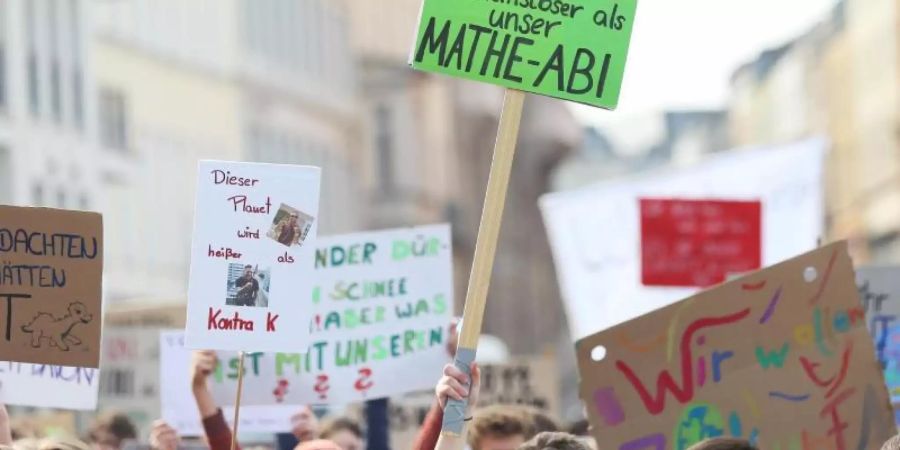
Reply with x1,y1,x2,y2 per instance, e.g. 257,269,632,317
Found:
267,203,314,248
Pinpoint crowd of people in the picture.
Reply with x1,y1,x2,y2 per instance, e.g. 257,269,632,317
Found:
0,321,896,450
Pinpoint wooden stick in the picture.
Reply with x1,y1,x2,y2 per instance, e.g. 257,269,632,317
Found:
230,351,247,450
441,88,526,438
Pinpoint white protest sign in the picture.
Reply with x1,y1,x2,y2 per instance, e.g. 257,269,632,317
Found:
0,361,99,410
186,161,321,352
159,331,296,436
856,267,900,409
206,224,453,405
540,139,825,340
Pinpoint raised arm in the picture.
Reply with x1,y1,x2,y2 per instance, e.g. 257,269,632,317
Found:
433,362,481,450
191,350,240,450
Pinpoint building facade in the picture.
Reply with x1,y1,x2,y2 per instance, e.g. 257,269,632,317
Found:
348,1,582,361
0,0,101,211
91,0,364,302
728,0,900,262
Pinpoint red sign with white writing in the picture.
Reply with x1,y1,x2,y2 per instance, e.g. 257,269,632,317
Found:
639,198,762,287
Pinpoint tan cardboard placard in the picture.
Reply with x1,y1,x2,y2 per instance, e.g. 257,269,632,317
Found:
0,206,103,367
577,242,894,450
477,356,560,417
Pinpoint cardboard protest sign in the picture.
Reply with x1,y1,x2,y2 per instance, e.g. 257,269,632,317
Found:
187,224,455,405
0,361,98,410
577,242,895,450
855,267,900,407
477,356,560,415
159,331,296,436
541,139,825,340
185,161,321,352
0,206,103,367
411,0,637,109
640,199,762,288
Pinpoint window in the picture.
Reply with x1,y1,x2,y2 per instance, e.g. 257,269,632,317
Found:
25,0,39,118
0,148,10,204
309,0,323,77
374,104,394,192
32,183,44,206
0,1,8,112
69,0,83,129
48,0,62,124
99,88,129,151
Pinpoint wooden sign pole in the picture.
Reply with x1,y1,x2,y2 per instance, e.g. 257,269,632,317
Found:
441,89,526,441
230,351,247,450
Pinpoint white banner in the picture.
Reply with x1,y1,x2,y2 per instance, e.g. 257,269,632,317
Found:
166,224,453,416
541,139,826,340
159,331,296,436
0,361,99,410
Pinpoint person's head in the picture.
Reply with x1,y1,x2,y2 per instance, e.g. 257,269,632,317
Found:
686,438,757,450
469,405,536,450
529,410,559,434
294,440,341,450
243,265,253,277
318,418,363,450
291,406,319,442
567,420,590,437
289,213,298,225
13,438,42,450
884,434,900,450
517,432,591,450
87,413,137,450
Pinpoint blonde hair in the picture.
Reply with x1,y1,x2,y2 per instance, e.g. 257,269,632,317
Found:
28,437,90,450
686,438,757,450
517,432,591,450
468,405,536,450
12,438,41,450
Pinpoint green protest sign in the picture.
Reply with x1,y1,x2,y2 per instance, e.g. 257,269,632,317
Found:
410,0,637,109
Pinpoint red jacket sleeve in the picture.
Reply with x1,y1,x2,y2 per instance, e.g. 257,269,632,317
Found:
202,408,241,450
412,403,444,450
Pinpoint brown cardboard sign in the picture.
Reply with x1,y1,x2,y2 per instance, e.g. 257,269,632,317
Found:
0,206,103,367
577,242,894,450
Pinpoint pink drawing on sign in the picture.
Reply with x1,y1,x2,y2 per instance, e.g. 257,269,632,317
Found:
314,375,330,400
355,368,374,396
273,379,289,403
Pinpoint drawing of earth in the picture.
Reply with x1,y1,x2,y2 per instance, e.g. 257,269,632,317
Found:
673,402,725,450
